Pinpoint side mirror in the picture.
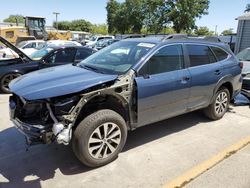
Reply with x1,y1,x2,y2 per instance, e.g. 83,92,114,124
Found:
138,66,150,79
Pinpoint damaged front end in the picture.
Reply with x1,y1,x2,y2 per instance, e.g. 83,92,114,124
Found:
10,70,136,146
9,94,80,145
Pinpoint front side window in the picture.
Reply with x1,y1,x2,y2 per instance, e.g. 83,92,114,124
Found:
211,46,229,61
187,45,216,67
140,45,184,75
30,47,54,60
79,41,155,74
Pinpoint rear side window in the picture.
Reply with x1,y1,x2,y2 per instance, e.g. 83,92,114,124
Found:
211,46,229,61
187,45,216,67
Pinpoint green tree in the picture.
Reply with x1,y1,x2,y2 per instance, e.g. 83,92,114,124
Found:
194,26,214,36
113,3,130,34
3,14,24,24
168,0,210,33
142,0,170,34
69,19,92,32
221,28,234,36
106,0,120,33
91,24,108,35
54,21,71,30
125,0,145,33
245,3,250,12
54,19,92,32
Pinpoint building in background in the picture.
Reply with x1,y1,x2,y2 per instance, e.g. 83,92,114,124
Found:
235,12,250,54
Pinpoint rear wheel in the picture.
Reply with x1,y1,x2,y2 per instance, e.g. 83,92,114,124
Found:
72,109,127,167
204,87,230,120
0,73,22,93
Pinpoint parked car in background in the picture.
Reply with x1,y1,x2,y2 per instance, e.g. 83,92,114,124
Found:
0,40,46,59
17,40,46,55
115,34,146,40
236,48,250,90
37,40,82,50
85,35,114,48
0,47,18,60
94,39,120,50
0,36,96,93
9,35,242,167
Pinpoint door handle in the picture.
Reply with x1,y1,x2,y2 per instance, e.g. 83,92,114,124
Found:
214,70,221,75
180,76,190,84
182,76,190,81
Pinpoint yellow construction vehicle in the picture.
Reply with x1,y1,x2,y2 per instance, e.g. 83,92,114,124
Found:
0,16,72,45
47,30,72,40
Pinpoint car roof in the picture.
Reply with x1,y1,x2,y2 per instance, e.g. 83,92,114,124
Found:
26,40,45,43
44,45,93,50
123,36,229,49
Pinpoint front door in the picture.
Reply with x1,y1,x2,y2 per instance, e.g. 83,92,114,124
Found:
135,44,191,127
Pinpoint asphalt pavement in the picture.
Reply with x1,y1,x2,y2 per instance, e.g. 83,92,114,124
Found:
0,94,250,188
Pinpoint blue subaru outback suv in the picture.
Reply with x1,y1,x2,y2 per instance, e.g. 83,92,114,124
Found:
9,35,242,167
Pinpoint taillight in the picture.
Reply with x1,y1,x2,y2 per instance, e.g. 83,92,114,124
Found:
239,62,243,69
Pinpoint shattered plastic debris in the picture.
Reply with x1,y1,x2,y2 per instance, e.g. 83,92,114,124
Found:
233,90,250,106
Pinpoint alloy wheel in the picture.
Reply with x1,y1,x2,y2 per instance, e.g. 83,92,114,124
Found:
215,91,228,115
88,122,121,159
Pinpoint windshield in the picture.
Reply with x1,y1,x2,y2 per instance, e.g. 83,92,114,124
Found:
17,41,28,48
30,47,54,60
79,41,155,74
236,48,250,61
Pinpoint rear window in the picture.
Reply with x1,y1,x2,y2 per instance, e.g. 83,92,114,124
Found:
187,45,216,67
211,47,228,61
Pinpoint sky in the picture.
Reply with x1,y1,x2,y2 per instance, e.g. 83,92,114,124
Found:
0,0,249,34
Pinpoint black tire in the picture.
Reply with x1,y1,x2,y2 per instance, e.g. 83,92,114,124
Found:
0,73,22,94
72,109,127,167
204,87,230,120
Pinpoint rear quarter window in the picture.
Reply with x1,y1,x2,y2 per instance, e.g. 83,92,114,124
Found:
210,46,229,61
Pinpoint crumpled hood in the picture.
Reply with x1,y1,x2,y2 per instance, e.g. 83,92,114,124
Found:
9,64,118,100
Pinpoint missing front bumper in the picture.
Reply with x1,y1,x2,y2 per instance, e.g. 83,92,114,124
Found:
11,118,53,145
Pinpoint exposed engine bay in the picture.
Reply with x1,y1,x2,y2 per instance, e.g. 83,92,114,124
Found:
9,71,135,145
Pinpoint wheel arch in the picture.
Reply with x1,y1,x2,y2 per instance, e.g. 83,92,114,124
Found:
74,94,132,130
213,75,234,101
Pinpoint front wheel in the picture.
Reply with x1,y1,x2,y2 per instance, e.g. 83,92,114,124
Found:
72,109,127,167
0,73,22,93
204,87,230,120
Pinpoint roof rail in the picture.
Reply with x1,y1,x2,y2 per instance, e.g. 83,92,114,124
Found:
202,36,221,42
161,34,187,41
161,34,221,43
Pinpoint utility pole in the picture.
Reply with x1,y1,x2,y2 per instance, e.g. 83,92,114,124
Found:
215,25,218,36
53,12,60,30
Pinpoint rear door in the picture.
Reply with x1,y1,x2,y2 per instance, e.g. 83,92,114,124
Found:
184,44,222,110
135,44,191,127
